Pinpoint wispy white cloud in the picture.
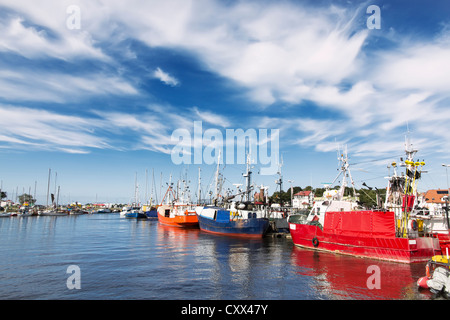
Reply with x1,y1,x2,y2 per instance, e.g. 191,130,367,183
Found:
0,68,138,103
373,42,450,93
91,103,234,154
1,0,450,168
109,0,368,107
0,11,108,61
0,105,110,152
153,67,179,87
192,107,230,127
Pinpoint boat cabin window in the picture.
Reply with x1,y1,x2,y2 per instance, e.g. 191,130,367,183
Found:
165,209,170,217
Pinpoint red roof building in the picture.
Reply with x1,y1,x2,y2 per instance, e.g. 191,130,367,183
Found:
423,189,449,204
293,190,313,209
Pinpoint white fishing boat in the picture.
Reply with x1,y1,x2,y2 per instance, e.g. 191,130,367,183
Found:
120,206,140,217
94,208,112,214
38,209,68,216
69,209,88,215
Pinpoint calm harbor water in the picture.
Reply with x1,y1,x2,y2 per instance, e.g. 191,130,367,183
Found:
0,213,432,301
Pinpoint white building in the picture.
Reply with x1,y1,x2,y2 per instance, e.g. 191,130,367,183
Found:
292,191,313,209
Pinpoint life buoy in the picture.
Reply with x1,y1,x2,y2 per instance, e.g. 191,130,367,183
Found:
312,237,319,247
411,219,418,231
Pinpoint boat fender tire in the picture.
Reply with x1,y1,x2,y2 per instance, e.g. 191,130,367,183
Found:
312,237,319,247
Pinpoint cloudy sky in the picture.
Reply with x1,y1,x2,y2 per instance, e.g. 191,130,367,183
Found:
1,0,450,204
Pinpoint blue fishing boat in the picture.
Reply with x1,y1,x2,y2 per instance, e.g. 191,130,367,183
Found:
125,209,147,219
142,205,158,218
121,206,147,219
195,151,269,238
195,206,269,238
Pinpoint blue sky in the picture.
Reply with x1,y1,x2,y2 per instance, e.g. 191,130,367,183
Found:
1,0,450,204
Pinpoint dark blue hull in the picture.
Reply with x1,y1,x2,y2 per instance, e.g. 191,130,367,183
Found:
145,209,158,218
197,214,269,238
125,212,147,219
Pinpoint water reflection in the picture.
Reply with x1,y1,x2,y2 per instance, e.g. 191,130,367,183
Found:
0,214,437,300
290,246,431,300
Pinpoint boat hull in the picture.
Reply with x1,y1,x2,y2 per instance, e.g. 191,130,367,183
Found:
197,214,270,238
145,209,158,218
125,212,147,219
289,210,441,264
38,212,69,216
157,212,198,228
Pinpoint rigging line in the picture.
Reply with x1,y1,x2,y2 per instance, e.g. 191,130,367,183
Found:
349,154,404,166
354,175,389,183
354,182,378,205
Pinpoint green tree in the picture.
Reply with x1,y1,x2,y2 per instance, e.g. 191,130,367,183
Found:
1,191,6,200
18,193,36,206
313,188,326,197
357,187,386,208
269,186,302,205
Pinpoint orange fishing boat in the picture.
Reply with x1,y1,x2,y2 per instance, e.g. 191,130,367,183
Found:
157,204,198,228
156,183,198,228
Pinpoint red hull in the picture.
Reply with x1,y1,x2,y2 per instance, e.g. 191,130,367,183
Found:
289,210,441,264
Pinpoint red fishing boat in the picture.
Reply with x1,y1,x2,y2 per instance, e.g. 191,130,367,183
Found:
288,142,441,264
156,181,198,228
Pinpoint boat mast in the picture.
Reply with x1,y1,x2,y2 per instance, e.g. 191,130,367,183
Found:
213,150,223,204
275,155,283,194
46,168,51,208
243,150,252,202
169,174,173,204
197,167,201,205
145,169,148,205
56,185,60,209
400,134,422,237
150,168,155,206
331,146,356,201
274,155,283,204
134,172,138,206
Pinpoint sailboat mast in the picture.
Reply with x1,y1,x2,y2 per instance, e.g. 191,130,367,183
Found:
151,168,155,205
214,150,221,202
243,151,252,202
145,169,148,205
46,168,51,207
198,167,201,205
56,185,60,208
134,172,138,205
